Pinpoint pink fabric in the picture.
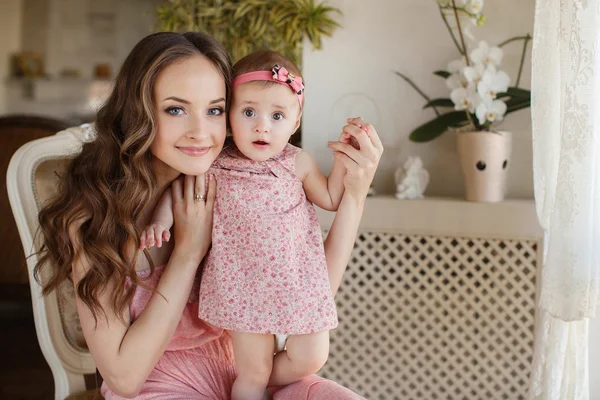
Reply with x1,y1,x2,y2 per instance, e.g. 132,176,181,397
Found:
100,265,365,399
126,264,223,351
198,144,338,335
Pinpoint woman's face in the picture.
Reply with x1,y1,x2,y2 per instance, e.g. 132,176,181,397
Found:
151,54,227,180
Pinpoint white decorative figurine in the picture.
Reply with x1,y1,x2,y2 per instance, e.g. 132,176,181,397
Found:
395,156,430,199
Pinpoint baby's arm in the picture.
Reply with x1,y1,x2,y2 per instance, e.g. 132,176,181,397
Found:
295,150,345,212
139,189,174,249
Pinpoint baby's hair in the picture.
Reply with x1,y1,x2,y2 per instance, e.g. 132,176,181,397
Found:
233,50,304,108
233,50,301,78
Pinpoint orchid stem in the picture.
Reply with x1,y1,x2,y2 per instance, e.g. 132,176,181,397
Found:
393,71,441,117
498,34,532,88
516,34,531,87
451,0,470,65
439,6,464,56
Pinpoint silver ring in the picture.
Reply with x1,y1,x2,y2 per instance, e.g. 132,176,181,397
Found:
194,193,205,202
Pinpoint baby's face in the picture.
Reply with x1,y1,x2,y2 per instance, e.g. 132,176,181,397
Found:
229,81,301,161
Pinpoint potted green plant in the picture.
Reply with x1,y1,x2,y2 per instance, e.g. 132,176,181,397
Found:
155,0,342,64
395,0,531,202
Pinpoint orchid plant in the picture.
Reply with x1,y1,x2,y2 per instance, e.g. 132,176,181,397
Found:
396,0,531,142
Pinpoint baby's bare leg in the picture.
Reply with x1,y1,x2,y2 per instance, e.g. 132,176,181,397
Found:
268,330,329,387
231,331,275,400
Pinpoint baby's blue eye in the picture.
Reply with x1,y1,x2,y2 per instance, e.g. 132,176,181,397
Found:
272,112,284,121
244,109,255,117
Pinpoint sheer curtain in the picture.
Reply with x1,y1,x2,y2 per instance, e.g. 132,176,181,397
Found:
529,0,600,399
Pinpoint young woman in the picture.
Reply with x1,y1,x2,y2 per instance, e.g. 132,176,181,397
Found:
35,32,383,399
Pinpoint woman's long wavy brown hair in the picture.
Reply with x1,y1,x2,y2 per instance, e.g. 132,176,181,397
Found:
34,32,232,323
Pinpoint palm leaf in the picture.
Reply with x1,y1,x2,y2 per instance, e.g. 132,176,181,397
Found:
155,0,342,65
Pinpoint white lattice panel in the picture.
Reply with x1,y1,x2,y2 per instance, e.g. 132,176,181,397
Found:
319,231,539,400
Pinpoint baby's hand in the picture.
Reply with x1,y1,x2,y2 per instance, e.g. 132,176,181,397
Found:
140,223,171,250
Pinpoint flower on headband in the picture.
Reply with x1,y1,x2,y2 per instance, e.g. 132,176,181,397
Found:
272,64,304,95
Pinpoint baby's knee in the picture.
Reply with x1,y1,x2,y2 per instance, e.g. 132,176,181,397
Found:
238,356,273,386
291,338,329,374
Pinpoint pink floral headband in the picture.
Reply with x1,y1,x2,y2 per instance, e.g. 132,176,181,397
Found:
232,64,304,108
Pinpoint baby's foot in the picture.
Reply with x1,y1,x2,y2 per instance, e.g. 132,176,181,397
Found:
140,223,171,250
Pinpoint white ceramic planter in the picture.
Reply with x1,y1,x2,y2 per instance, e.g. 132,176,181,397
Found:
456,131,512,202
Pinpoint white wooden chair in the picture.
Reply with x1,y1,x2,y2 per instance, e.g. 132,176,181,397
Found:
7,124,99,399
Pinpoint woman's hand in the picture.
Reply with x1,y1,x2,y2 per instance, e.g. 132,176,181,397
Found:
328,117,384,202
171,173,216,266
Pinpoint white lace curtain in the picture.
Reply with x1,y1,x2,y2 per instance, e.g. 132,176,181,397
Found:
529,0,600,399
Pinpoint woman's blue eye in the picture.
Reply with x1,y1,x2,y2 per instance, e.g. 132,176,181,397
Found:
244,109,255,117
273,112,284,121
166,107,184,116
208,107,224,116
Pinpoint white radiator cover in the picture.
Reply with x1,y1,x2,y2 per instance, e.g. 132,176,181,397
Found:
315,196,543,400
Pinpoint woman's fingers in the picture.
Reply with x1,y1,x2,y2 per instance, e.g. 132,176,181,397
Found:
333,151,358,170
184,174,195,205
342,124,372,152
348,117,384,154
172,177,184,203
195,173,207,203
205,174,217,208
327,140,363,164
346,117,383,151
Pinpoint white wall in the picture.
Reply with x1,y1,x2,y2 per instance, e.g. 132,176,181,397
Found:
0,0,23,114
4,0,162,121
302,0,534,198
41,0,161,79
302,3,600,397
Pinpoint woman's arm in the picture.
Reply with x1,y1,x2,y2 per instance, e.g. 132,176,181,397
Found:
323,118,384,295
73,174,216,398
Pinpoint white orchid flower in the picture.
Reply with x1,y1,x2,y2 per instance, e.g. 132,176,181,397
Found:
446,74,468,90
451,84,481,113
465,0,484,14
446,58,468,89
475,99,507,125
463,63,487,84
448,59,467,74
477,68,510,103
470,41,503,67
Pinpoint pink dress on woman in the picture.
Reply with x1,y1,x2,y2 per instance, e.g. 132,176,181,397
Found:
198,143,338,335
101,265,364,399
